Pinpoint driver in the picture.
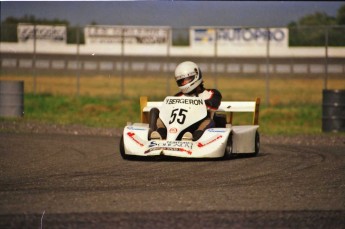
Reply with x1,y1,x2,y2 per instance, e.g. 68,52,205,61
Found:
149,61,222,141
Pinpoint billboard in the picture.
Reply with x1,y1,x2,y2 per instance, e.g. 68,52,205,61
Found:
191,27,288,47
84,25,170,45
17,24,67,43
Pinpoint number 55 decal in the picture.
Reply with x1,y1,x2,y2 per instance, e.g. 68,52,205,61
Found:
169,108,188,124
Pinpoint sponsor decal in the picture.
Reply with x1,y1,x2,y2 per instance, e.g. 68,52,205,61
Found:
127,126,147,131
218,28,286,42
84,25,169,44
145,140,193,155
207,128,227,133
192,27,288,47
194,28,215,43
149,141,193,149
127,132,144,147
175,71,197,80
169,128,178,133
165,98,204,106
18,24,67,43
197,135,223,148
179,148,193,155
144,147,192,155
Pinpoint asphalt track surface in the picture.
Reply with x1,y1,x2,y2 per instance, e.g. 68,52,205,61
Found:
1,132,344,228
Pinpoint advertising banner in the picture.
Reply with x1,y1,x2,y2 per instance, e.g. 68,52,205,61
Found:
84,25,170,45
191,27,288,47
17,24,67,43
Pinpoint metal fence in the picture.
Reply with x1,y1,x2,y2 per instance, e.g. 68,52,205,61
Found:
1,24,345,105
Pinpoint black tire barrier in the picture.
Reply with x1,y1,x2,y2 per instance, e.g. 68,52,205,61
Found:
0,81,24,117
322,89,345,132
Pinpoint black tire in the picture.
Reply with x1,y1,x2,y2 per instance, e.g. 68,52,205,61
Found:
253,131,260,156
223,133,233,159
119,135,130,160
213,113,227,127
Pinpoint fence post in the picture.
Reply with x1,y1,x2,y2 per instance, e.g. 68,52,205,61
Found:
121,27,125,98
214,28,218,89
324,26,329,90
76,26,81,97
265,27,270,107
166,28,171,95
33,24,37,95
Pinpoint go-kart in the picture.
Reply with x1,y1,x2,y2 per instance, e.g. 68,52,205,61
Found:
120,96,260,159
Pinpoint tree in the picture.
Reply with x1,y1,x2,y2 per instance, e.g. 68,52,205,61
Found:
337,4,345,25
298,12,336,26
288,6,345,47
0,15,84,44
2,15,69,26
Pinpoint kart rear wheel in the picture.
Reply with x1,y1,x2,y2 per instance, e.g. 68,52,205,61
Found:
223,133,233,159
253,131,260,156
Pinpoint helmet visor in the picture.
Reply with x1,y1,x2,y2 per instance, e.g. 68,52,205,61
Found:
177,75,195,87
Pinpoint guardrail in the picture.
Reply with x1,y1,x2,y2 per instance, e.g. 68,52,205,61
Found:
1,52,344,76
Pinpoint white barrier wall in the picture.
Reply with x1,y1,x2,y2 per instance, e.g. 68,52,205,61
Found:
1,41,345,58
1,24,345,57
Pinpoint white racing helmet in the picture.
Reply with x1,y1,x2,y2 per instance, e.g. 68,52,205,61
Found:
174,61,203,94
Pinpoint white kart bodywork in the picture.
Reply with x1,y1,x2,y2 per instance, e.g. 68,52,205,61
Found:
120,96,260,159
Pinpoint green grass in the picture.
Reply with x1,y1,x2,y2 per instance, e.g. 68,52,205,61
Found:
0,93,328,135
259,104,322,135
1,75,344,135
23,93,140,128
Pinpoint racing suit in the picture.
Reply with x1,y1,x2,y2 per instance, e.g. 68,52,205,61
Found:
150,87,222,141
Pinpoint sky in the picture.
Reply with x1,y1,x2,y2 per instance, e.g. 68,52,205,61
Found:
1,1,344,28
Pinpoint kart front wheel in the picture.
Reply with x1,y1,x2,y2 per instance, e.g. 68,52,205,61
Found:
119,135,130,160
223,133,233,159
